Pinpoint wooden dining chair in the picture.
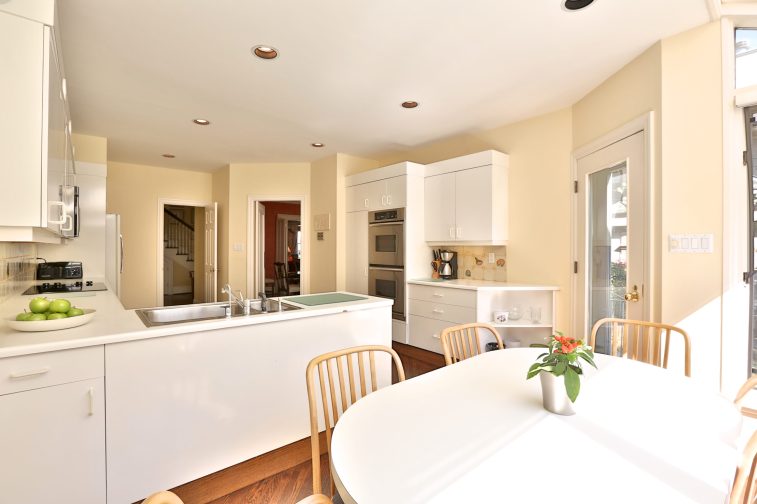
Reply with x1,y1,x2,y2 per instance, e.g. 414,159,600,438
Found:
296,493,333,504
274,261,289,296
589,318,691,377
141,490,184,504
305,345,406,498
735,375,757,419
439,322,504,366
730,429,757,504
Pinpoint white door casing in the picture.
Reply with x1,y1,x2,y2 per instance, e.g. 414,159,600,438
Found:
204,202,218,303
255,202,266,296
575,131,647,338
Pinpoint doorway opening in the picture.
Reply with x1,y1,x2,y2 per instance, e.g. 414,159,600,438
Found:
249,196,309,300
157,199,218,307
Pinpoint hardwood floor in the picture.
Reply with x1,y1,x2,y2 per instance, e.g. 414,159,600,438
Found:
392,341,445,380
205,455,330,504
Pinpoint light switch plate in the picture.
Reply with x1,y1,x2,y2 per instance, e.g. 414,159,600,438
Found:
233,243,244,252
488,253,495,263
669,233,713,253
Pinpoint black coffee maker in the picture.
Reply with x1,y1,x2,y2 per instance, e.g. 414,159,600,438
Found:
439,250,458,279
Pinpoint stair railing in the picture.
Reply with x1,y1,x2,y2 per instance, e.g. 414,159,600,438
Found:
164,209,194,262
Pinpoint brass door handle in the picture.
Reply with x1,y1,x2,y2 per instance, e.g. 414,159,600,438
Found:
624,285,640,302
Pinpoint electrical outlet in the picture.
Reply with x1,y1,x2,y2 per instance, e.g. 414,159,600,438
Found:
233,243,244,252
488,253,495,264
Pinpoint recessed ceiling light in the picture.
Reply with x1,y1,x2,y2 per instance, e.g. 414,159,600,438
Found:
401,101,419,109
252,45,279,60
162,153,176,158
311,142,324,148
193,118,210,126
562,0,595,11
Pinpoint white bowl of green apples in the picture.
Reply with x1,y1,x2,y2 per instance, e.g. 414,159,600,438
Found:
8,297,95,332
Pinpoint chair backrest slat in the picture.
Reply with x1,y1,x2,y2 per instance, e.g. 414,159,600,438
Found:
439,323,504,366
305,345,405,497
589,318,691,377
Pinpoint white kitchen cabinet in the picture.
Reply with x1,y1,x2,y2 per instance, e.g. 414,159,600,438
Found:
346,211,369,294
424,151,508,244
346,175,407,212
0,8,72,241
407,281,558,353
105,306,392,504
0,346,105,504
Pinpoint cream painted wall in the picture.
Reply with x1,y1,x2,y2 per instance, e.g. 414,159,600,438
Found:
373,109,574,332
106,162,212,309
310,155,338,293
226,162,310,295
660,22,723,389
72,133,107,164
212,166,230,297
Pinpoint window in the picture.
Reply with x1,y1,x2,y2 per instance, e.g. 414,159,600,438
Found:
736,28,757,88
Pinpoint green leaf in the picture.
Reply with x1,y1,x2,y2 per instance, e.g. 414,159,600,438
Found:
527,363,543,379
564,367,580,402
554,360,567,376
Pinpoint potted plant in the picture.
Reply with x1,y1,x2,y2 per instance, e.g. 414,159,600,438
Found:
526,333,597,415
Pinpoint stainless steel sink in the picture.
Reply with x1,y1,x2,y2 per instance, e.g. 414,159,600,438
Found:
135,299,300,327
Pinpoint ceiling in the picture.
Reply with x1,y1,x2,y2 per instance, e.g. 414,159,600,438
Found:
59,0,711,172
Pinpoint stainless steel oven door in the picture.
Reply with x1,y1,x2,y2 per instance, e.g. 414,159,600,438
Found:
368,222,404,267
369,267,405,321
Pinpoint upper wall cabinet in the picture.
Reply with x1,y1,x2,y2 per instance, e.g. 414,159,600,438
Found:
0,4,73,242
347,175,407,212
424,150,509,244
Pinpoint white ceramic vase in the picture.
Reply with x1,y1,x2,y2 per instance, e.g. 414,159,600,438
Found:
539,371,575,416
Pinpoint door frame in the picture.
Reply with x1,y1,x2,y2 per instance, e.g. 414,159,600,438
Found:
571,112,655,337
156,198,211,307
247,195,309,299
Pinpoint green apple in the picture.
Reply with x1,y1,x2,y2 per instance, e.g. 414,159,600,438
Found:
29,297,50,314
49,299,71,314
15,312,32,321
66,307,84,317
28,313,47,321
46,312,67,320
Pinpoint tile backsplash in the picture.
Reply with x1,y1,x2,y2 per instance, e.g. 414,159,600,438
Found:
439,245,507,281
0,242,37,304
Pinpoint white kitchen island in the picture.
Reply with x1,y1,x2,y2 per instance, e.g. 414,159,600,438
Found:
0,290,392,504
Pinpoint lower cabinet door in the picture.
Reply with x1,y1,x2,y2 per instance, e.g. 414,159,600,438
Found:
408,315,454,354
0,378,105,503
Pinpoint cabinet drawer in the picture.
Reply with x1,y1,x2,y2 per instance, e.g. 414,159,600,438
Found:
0,346,104,395
408,315,456,354
408,299,476,324
408,284,476,307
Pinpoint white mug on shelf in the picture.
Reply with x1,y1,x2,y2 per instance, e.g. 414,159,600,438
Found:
493,310,509,323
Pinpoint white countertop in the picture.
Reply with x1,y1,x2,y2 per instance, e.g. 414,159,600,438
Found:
0,289,392,359
408,278,559,291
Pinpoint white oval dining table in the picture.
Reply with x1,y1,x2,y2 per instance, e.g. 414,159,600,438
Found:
330,347,742,504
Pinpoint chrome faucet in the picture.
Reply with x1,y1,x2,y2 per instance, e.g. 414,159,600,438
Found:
222,284,250,316
257,291,268,312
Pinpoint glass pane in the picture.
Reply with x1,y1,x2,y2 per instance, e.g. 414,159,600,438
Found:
736,29,757,89
375,235,397,253
588,163,628,353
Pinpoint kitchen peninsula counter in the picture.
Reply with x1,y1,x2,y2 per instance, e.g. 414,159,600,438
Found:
0,289,392,358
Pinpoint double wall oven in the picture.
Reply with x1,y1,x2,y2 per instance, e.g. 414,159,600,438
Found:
368,208,405,321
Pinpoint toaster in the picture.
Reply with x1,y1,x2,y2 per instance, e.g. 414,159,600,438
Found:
37,261,83,280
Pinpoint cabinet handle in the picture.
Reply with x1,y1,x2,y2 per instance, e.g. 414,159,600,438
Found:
432,293,444,298
364,268,368,277
449,227,455,238
88,387,95,416
381,195,387,206
48,201,66,225
456,227,462,238
9,367,50,379
387,195,392,205
432,308,445,314
364,198,369,208
432,333,440,339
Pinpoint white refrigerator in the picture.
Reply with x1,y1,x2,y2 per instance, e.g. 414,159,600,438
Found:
105,213,123,299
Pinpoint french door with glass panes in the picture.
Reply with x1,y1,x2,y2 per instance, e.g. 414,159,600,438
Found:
575,131,646,347
745,106,757,373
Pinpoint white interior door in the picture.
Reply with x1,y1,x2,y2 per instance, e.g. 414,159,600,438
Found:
575,132,646,345
204,202,217,303
255,202,266,296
